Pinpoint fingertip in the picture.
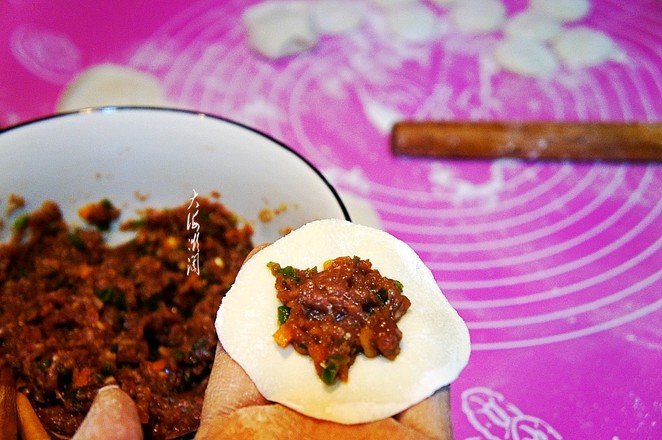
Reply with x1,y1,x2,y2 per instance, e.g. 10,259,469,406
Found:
200,343,267,424
244,243,270,263
396,385,453,440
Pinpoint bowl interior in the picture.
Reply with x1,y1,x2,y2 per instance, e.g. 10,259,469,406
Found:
0,107,349,245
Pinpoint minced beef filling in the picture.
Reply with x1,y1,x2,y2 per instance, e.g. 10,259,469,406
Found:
0,198,253,439
270,256,410,385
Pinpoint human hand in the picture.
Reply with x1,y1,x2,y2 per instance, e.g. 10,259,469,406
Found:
196,342,453,439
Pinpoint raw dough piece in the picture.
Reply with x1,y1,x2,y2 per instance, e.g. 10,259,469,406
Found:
217,219,471,425
57,64,168,112
530,0,591,22
504,12,562,41
552,26,617,69
494,37,559,77
369,0,419,9
430,0,458,6
386,4,438,42
449,0,506,34
243,1,318,59
311,1,364,35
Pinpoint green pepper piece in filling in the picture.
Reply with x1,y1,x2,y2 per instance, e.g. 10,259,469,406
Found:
321,358,340,385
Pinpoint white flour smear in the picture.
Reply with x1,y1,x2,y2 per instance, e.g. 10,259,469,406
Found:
428,161,514,209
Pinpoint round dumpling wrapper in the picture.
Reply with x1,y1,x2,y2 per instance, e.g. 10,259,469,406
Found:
216,219,471,425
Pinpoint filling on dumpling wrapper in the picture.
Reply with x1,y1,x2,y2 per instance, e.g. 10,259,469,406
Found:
269,255,411,386
216,219,470,425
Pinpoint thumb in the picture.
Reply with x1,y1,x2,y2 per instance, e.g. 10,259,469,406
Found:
73,385,143,440
199,343,268,424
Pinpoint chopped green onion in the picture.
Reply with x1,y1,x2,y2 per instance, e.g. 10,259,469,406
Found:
68,231,85,250
95,287,114,304
277,305,291,325
268,262,301,283
12,213,29,230
95,287,126,309
113,291,127,309
193,338,206,350
277,266,299,282
101,362,114,374
96,221,111,232
144,294,162,311
36,357,52,372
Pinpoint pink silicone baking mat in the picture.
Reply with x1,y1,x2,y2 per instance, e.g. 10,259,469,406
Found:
1,1,661,438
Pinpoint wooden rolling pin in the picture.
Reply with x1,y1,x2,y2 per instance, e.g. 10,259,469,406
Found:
391,121,662,161
0,367,17,440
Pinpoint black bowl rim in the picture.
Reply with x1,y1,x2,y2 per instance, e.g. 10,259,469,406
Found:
0,106,351,222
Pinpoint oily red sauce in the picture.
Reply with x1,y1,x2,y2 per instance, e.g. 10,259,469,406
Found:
270,256,410,385
0,197,253,438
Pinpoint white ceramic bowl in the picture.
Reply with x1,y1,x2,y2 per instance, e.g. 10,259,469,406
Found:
0,107,349,244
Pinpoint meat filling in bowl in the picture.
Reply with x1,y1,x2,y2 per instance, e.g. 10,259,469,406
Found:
0,197,253,438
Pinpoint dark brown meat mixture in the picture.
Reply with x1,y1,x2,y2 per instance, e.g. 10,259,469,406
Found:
0,197,253,439
270,256,410,385
78,198,121,230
